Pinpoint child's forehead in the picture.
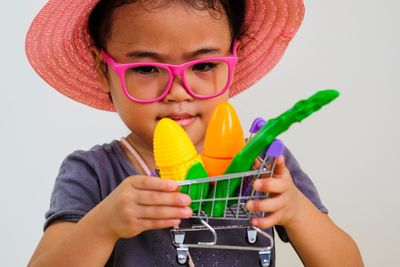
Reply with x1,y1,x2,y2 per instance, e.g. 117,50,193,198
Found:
108,2,232,55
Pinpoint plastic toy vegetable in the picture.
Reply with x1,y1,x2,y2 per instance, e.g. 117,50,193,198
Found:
181,162,209,211
204,89,340,217
202,102,246,177
153,118,209,210
154,118,203,181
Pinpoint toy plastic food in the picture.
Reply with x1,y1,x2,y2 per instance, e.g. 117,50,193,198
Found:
153,118,209,210
202,102,246,176
154,118,203,181
205,89,340,217
181,162,209,211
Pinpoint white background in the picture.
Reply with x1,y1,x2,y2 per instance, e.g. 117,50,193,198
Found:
1,1,399,266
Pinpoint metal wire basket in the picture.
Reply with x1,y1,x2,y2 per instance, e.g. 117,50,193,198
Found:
171,139,284,267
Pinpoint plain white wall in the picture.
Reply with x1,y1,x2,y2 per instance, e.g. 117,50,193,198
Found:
1,0,399,266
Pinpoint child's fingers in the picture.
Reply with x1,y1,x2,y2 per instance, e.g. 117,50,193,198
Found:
138,206,192,220
251,211,283,229
272,155,287,177
129,175,178,192
252,177,289,193
253,158,263,170
135,191,191,207
254,155,287,179
246,196,286,213
139,218,182,231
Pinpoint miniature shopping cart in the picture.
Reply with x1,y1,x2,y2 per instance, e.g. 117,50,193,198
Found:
171,137,284,267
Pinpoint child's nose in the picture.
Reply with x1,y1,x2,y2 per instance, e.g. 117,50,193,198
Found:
162,75,194,103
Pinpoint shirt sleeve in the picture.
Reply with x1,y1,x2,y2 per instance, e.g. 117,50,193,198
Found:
44,151,102,230
274,146,328,242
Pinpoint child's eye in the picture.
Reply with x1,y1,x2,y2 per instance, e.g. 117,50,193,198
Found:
130,66,159,74
192,62,217,72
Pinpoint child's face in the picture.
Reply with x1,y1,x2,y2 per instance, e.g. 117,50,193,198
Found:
101,2,232,152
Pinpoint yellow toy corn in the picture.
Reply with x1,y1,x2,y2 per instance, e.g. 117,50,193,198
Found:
154,118,203,181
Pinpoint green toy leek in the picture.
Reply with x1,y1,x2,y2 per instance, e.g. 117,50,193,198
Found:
204,89,340,217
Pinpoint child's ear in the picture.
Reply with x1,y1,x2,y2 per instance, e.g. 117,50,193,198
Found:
90,46,111,94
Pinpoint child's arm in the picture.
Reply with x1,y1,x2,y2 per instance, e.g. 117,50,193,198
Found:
246,156,364,267
28,175,192,267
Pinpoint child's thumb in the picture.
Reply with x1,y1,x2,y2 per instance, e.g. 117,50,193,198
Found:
272,155,287,177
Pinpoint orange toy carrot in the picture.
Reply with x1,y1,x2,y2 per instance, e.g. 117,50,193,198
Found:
201,102,246,177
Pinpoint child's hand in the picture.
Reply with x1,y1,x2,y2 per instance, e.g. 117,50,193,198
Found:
246,156,302,229
98,175,192,239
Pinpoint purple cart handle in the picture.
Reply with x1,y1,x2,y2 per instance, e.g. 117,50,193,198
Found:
250,118,284,158
265,139,285,158
249,117,266,134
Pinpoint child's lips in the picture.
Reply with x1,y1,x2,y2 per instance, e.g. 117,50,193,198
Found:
162,113,197,127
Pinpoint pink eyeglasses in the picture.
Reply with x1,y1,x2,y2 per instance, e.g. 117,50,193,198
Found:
101,42,238,103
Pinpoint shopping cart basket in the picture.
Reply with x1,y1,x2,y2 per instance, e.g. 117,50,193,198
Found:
171,138,284,267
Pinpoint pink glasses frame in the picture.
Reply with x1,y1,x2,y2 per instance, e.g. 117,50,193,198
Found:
100,41,238,103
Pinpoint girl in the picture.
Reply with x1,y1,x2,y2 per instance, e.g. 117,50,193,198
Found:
26,0,363,266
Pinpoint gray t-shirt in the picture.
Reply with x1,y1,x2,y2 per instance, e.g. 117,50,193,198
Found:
45,140,327,266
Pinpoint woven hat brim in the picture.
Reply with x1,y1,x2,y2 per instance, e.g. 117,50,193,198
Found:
230,0,304,96
25,0,304,111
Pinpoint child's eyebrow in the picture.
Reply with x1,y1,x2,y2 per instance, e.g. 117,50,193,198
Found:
185,48,222,58
125,47,222,61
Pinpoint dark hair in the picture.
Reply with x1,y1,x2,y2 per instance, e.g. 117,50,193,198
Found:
88,0,246,50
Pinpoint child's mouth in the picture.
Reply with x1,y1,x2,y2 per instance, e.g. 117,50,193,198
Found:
162,113,197,127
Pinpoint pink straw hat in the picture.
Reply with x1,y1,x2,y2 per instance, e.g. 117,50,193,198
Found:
26,0,305,111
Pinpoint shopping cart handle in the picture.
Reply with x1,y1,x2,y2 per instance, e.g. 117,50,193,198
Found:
249,117,266,134
249,119,284,159
265,139,284,158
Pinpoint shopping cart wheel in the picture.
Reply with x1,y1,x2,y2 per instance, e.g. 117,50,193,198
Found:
246,227,258,244
176,247,189,265
259,251,271,267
